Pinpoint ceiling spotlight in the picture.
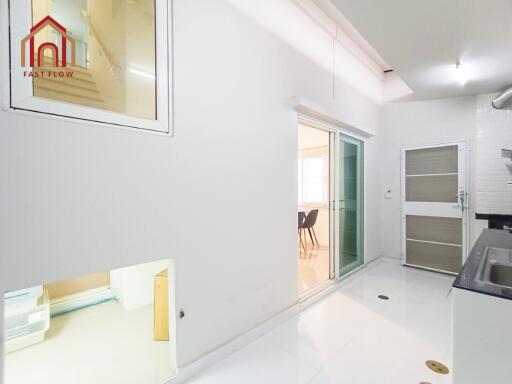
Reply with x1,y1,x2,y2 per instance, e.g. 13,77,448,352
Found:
455,62,468,86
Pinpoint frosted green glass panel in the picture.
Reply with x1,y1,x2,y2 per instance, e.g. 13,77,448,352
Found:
339,134,364,276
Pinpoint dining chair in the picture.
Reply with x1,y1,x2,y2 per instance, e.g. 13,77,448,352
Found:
302,209,319,248
298,211,306,252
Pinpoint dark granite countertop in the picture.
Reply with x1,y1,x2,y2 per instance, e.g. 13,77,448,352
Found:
453,229,512,300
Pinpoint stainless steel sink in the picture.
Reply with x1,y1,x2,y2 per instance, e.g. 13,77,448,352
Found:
489,264,512,287
475,247,512,288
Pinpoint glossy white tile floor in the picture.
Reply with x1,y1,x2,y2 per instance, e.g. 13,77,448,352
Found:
187,259,454,384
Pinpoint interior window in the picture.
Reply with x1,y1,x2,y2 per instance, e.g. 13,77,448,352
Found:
29,0,156,119
3,259,177,384
8,0,170,132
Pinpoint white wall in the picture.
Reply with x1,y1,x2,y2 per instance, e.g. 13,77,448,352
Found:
365,132,381,263
110,259,169,311
170,0,381,364
380,96,479,260
0,0,382,373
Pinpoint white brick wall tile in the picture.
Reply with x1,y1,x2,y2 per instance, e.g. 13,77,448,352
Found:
476,95,512,214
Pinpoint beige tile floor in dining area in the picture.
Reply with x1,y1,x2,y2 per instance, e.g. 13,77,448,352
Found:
298,245,331,295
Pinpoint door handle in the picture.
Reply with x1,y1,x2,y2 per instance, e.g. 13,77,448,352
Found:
455,191,466,212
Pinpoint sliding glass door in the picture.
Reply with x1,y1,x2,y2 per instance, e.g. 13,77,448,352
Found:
297,121,365,286
338,134,364,276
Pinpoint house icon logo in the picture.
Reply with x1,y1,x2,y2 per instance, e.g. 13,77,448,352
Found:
21,16,76,68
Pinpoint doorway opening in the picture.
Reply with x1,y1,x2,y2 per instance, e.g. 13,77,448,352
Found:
3,259,177,384
401,142,468,274
298,123,332,295
297,120,366,296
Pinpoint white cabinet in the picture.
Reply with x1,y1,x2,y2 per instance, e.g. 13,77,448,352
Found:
452,288,512,384
4,286,50,353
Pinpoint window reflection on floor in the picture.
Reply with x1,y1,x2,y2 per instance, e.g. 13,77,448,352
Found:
298,246,330,294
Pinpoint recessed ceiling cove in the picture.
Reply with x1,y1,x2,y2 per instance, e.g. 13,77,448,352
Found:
326,0,512,100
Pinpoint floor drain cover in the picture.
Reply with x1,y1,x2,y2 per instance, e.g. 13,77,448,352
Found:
426,360,450,375
378,295,389,300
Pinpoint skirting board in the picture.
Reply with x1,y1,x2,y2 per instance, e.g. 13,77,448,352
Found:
167,255,386,384
49,286,116,317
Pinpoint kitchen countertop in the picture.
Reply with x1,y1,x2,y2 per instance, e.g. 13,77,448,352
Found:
453,229,512,300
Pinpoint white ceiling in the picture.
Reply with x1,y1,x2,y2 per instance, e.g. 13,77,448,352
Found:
325,0,512,100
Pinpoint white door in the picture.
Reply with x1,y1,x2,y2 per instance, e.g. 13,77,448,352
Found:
401,142,467,274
